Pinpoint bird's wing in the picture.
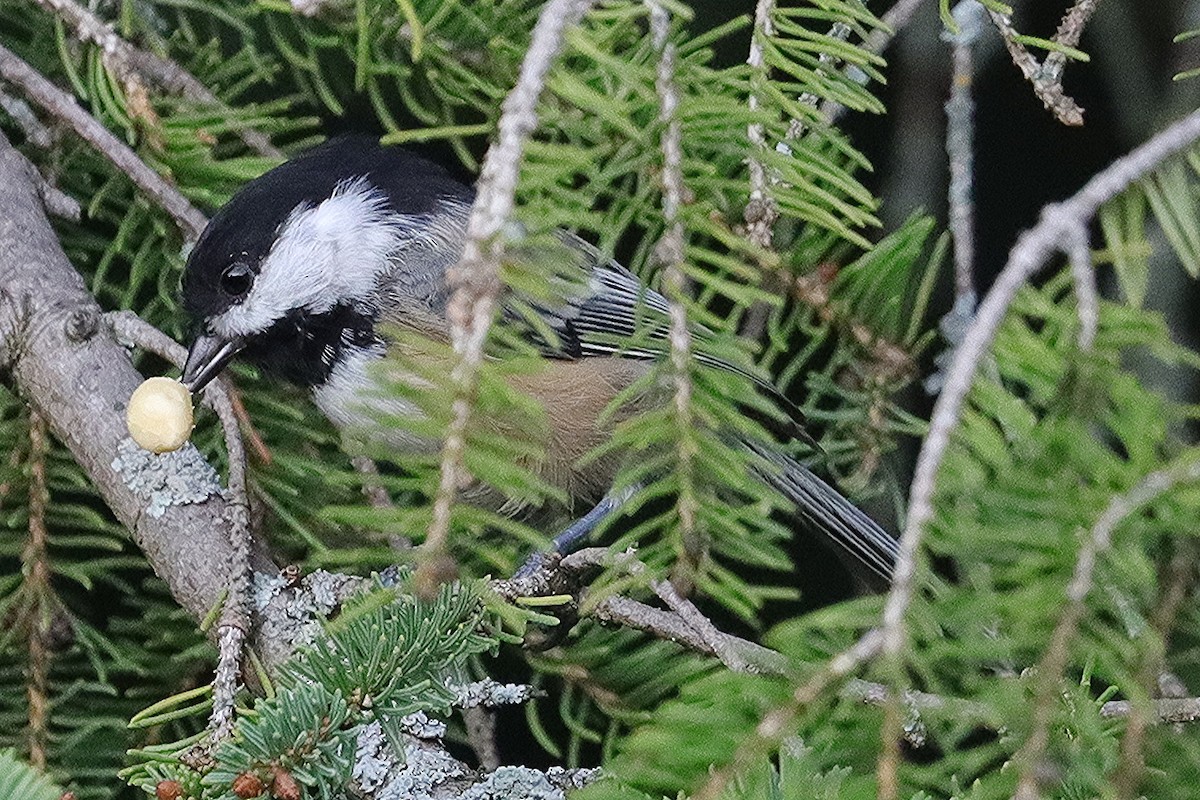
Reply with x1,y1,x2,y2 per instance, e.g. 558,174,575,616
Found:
499,231,814,440
500,232,673,362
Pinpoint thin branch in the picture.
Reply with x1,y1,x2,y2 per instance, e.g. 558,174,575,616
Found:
692,630,884,800
106,311,252,742
944,1,983,305
1114,542,1196,798
879,106,1200,797
0,86,53,148
821,0,926,125
1042,0,1101,86
30,0,283,158
647,0,701,582
1102,696,1200,725
351,455,394,509
986,8,1085,127
1066,225,1099,351
495,547,789,675
1012,457,1200,800
23,410,50,771
745,0,779,250
0,42,207,241
420,0,594,593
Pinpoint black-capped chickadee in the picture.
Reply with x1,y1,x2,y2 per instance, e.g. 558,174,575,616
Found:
180,135,898,587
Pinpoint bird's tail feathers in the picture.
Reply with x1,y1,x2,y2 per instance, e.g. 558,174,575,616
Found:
747,442,898,587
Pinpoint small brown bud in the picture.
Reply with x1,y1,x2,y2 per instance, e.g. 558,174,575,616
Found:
231,772,264,798
155,780,184,800
59,793,77,800
281,564,303,586
271,766,301,800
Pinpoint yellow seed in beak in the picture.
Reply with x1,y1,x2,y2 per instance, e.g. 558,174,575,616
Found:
126,377,194,453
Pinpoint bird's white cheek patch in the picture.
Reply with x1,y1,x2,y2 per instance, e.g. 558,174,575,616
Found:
211,178,421,340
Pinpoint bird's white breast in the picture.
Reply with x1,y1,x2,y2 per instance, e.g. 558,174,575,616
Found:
311,345,436,454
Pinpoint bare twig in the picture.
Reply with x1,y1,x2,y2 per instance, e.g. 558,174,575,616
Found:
879,106,1200,798
1042,0,1101,86
23,410,50,770
1102,696,1200,725
0,86,53,148
1012,457,1200,800
351,455,394,509
496,547,789,675
985,8,1085,126
1066,225,1099,350
0,43,207,241
944,1,984,304
421,0,594,593
692,630,884,800
30,0,282,158
1114,543,1195,798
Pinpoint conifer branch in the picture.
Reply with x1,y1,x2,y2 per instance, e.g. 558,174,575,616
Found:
1114,542,1195,797
648,0,701,582
0,43,207,241
986,8,1086,127
745,0,778,251
422,0,594,593
871,106,1200,800
29,0,283,158
23,410,50,771
693,629,884,800
1013,456,1200,800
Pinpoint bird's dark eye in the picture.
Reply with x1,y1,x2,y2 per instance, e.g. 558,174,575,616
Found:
220,263,254,297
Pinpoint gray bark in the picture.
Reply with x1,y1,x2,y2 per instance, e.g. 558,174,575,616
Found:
0,132,247,624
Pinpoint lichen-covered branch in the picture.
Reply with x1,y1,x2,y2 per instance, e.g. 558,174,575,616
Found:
0,131,252,635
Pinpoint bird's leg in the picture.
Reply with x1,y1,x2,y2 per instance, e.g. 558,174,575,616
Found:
515,483,640,577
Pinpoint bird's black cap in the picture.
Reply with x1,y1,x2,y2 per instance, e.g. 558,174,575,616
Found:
181,135,473,323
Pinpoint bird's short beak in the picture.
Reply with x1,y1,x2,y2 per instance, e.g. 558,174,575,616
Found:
182,335,244,393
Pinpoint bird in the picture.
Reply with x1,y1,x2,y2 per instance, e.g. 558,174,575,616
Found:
179,135,898,588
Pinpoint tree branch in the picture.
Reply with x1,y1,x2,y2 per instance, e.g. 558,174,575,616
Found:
421,0,594,593
0,42,207,241
30,0,283,158
986,8,1085,127
0,130,262,646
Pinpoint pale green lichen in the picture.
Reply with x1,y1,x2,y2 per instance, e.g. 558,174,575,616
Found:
110,437,221,518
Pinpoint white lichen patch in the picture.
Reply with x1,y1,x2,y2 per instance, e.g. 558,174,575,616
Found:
399,711,446,740
353,723,394,794
111,437,221,518
458,766,601,800
451,680,537,709
253,569,367,651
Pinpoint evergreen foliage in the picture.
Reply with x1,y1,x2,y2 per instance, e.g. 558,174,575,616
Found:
2,0,1200,798
122,581,501,799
